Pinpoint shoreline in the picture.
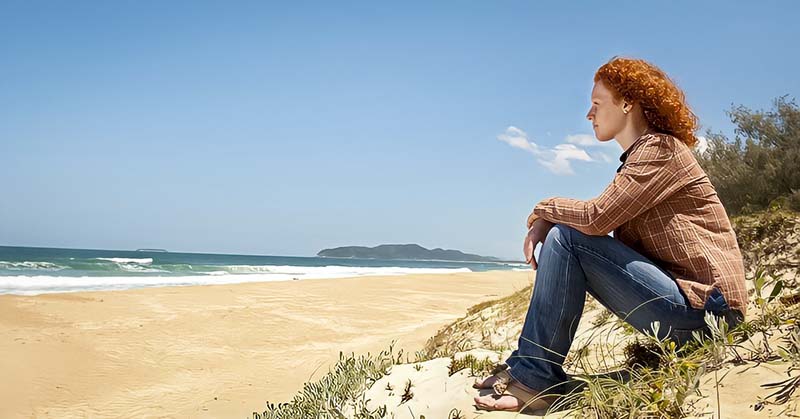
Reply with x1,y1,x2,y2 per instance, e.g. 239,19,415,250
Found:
0,267,490,296
0,270,533,418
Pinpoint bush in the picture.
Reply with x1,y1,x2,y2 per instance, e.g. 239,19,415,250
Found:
695,95,800,215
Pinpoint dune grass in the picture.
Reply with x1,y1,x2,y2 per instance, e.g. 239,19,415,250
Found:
251,342,400,419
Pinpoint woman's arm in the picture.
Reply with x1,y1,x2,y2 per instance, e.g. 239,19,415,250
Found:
526,134,693,236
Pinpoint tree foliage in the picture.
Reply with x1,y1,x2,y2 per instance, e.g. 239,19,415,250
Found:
695,95,800,215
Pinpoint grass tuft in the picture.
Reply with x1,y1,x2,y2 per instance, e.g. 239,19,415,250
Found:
447,353,497,377
251,340,400,419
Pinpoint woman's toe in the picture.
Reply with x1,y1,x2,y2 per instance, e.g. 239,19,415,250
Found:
474,394,521,410
472,375,498,389
473,394,496,408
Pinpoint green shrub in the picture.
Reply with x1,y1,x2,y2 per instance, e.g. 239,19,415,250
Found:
695,96,800,215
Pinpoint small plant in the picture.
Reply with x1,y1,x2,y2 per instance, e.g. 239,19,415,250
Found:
763,307,800,407
744,265,786,359
592,308,613,328
613,317,639,336
447,353,496,377
623,339,662,370
447,407,465,419
777,322,800,366
761,375,800,405
753,265,784,311
399,379,414,404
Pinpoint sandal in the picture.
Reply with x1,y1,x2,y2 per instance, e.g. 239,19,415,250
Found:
473,369,558,414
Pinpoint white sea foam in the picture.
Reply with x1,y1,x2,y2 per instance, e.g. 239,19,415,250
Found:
220,264,469,276
203,271,229,276
0,266,472,295
96,257,154,264
93,257,164,273
117,265,167,273
0,261,67,271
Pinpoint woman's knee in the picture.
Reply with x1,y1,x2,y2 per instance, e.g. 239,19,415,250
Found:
543,223,575,249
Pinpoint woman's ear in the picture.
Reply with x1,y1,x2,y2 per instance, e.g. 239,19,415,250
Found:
622,102,632,114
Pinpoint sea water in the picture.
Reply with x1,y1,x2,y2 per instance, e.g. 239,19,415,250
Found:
0,246,528,295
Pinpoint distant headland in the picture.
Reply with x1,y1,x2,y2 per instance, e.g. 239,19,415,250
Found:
317,244,511,262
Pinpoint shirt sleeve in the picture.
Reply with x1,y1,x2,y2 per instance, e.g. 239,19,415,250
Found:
529,135,691,236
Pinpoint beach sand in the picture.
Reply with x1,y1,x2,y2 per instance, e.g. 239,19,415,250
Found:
0,270,532,418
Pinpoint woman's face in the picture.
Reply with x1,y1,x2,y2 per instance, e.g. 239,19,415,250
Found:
586,79,627,142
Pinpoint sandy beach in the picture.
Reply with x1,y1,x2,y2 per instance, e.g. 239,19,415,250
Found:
0,270,533,418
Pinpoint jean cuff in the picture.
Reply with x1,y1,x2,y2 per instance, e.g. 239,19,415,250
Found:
505,361,565,395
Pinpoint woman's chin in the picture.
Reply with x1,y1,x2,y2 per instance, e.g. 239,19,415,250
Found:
595,132,613,142
592,129,606,141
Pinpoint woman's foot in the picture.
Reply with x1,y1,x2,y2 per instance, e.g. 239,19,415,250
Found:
472,363,510,389
473,372,557,413
472,374,502,389
473,393,526,411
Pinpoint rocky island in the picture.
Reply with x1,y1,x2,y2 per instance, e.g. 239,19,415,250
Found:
317,244,507,262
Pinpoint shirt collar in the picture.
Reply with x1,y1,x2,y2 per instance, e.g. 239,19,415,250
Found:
616,149,630,173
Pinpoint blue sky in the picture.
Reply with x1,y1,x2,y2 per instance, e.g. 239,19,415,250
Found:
1,1,798,260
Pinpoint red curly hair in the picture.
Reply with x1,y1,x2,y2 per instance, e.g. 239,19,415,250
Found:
594,56,699,148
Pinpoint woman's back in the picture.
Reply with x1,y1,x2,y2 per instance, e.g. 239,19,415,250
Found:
612,132,748,315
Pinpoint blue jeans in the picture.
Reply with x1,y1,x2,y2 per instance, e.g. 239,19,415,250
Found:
504,223,742,394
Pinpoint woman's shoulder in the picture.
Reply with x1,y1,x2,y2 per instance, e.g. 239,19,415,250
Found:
631,133,705,183
634,131,702,158
649,132,696,152
626,132,679,161
645,132,681,146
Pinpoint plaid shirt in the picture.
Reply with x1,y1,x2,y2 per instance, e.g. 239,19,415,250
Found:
526,133,748,315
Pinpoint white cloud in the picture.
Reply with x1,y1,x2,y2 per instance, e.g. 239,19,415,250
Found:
496,126,541,154
497,127,604,175
565,133,620,148
695,135,709,156
564,134,596,147
541,144,593,175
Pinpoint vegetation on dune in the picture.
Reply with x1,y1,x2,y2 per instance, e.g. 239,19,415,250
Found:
694,95,800,215
252,343,398,419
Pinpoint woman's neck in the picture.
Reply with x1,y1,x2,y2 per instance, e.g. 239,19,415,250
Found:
616,121,655,152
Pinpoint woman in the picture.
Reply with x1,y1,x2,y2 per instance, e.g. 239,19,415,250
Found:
472,56,748,414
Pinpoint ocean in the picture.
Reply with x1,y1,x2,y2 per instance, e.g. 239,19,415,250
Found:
0,246,528,295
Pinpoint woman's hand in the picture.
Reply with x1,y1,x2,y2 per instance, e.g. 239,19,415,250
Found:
523,218,555,270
